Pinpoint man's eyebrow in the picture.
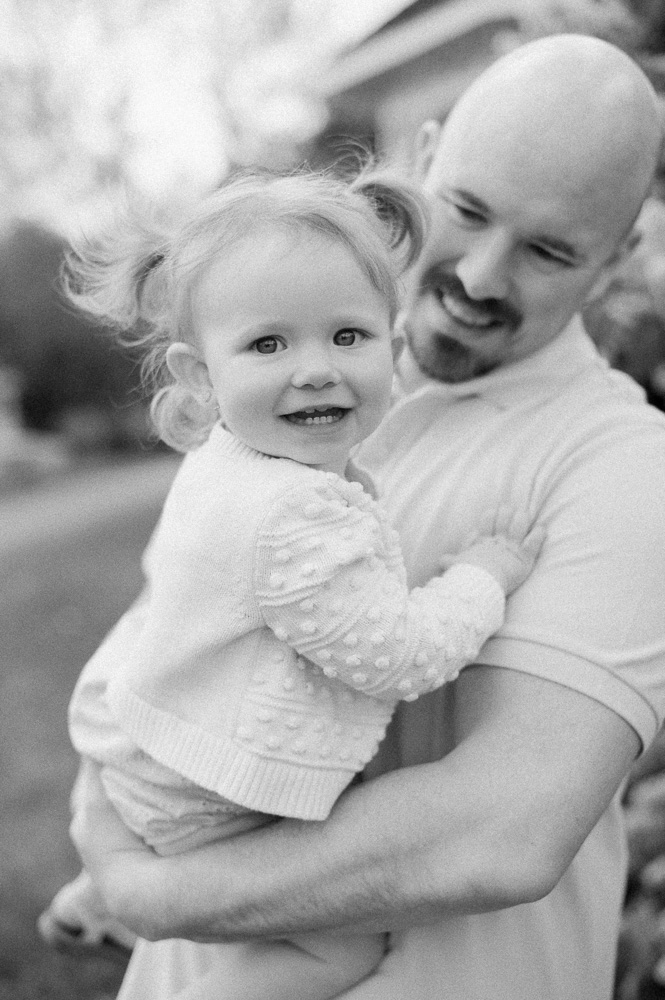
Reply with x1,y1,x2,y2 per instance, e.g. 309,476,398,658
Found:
441,188,489,214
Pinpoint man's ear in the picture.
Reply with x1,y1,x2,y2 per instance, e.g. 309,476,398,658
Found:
586,229,639,303
391,334,405,366
165,342,213,403
391,310,408,364
414,120,441,181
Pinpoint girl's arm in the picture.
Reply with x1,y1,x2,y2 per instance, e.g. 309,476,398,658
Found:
254,480,529,703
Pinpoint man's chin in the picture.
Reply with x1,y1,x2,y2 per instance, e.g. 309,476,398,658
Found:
409,332,498,384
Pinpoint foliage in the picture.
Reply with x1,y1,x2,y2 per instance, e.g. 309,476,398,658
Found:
0,221,148,446
519,0,647,50
0,0,296,234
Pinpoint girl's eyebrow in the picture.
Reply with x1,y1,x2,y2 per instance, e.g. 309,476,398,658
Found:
233,320,291,337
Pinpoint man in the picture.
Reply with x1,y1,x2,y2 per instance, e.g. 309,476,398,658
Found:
70,34,665,1000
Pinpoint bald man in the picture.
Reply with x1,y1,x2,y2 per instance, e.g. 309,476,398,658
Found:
67,35,665,1000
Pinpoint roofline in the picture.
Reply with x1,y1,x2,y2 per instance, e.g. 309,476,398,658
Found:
322,0,529,96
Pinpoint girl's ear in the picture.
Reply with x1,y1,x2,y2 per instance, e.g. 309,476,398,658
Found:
165,342,214,403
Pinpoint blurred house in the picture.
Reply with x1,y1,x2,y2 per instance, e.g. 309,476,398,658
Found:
317,0,536,166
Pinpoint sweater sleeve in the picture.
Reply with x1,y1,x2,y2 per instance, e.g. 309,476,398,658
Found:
254,479,506,703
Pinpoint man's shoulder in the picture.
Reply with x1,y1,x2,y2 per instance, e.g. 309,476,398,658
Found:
530,357,665,440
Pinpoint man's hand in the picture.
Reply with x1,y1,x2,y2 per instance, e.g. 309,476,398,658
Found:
69,760,165,940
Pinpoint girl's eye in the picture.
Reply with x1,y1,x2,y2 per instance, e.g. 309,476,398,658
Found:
252,337,282,355
334,329,364,347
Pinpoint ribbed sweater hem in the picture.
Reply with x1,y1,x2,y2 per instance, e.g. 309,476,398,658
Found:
106,680,357,821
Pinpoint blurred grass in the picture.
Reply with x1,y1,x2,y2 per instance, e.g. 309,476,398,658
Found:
0,467,170,999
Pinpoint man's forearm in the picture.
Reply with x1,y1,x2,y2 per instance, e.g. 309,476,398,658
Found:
115,759,524,944
85,667,639,944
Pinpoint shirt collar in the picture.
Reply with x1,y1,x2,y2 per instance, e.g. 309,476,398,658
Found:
393,316,602,411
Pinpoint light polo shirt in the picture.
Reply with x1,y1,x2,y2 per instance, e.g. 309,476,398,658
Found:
345,317,665,1000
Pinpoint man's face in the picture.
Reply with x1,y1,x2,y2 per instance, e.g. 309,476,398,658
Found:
403,120,627,383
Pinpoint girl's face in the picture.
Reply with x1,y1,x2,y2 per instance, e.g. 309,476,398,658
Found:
184,227,395,476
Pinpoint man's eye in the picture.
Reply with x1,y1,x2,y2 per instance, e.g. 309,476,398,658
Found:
530,245,573,267
252,337,282,354
447,200,484,224
334,329,365,346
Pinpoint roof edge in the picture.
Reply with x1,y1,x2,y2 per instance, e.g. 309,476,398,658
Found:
321,0,527,95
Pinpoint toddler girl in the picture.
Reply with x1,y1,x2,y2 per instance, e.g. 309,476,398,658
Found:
42,170,540,999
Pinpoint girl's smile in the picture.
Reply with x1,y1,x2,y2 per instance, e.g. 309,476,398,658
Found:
281,406,350,426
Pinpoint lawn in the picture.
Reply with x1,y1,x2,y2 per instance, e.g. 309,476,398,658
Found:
0,463,172,999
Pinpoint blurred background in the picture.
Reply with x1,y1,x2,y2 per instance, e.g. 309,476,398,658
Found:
3,1,665,998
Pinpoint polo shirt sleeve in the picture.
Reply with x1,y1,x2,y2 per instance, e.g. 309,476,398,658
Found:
481,420,665,751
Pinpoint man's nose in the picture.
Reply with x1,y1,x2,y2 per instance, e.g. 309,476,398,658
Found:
455,232,512,301
290,350,341,389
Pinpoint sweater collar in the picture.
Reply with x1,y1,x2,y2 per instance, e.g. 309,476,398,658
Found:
208,422,376,495
208,423,278,462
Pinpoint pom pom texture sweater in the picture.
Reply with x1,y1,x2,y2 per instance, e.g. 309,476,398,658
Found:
72,425,505,827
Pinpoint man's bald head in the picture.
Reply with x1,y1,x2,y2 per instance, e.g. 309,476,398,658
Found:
404,35,664,383
435,34,662,242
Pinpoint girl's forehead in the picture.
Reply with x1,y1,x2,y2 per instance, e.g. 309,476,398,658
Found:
194,223,374,286
191,231,382,308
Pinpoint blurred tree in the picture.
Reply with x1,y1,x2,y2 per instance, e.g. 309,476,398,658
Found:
519,0,647,49
0,0,297,235
519,0,646,48
0,221,146,446
629,0,665,53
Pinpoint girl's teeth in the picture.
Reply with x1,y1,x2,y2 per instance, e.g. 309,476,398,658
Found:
283,406,347,425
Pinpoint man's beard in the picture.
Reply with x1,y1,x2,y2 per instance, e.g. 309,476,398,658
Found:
407,330,500,383
405,269,522,384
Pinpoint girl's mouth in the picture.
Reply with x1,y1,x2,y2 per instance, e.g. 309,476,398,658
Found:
282,406,349,426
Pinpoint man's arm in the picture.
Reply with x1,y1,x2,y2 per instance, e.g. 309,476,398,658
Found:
72,664,639,943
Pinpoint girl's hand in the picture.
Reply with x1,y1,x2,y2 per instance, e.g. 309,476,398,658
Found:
441,507,545,595
445,530,544,594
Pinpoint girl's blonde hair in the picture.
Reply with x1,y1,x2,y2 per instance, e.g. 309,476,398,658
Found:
62,167,427,451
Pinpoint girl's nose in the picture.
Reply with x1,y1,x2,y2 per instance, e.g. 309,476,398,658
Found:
290,352,341,390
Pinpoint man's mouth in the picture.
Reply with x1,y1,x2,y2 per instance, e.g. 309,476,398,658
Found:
440,291,499,329
423,269,521,332
282,406,349,426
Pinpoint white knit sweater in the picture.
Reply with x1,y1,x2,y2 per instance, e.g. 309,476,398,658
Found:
70,424,505,826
